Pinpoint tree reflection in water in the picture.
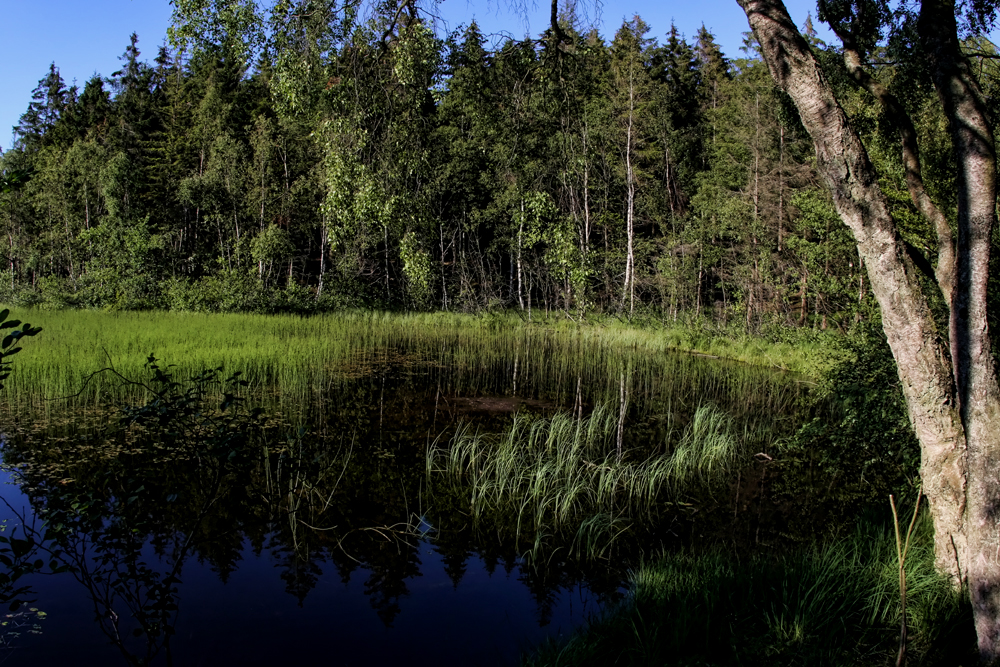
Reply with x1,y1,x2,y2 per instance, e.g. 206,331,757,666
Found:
0,359,621,664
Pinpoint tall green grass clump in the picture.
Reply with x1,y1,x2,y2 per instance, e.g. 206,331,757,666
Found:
524,513,974,666
427,403,757,559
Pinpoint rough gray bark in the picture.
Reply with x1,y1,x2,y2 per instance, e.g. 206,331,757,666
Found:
919,1,1000,658
736,0,1000,661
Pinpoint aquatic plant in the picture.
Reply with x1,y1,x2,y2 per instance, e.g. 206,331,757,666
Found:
427,403,761,558
0,309,807,438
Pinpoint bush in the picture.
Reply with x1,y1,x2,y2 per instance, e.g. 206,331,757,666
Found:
773,320,920,521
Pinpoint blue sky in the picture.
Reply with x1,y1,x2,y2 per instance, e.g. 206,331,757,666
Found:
0,0,834,152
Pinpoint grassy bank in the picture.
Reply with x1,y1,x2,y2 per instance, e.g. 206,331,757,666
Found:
524,514,973,666
0,308,828,415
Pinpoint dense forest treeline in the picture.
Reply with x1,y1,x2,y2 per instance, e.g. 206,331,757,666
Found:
1,7,996,329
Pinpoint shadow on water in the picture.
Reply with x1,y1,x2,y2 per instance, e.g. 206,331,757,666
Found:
0,340,806,665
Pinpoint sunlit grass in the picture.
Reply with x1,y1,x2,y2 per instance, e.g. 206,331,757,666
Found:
1,309,811,424
427,403,767,559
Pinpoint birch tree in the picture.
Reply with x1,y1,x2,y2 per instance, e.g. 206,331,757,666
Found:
736,0,1000,660
609,17,653,319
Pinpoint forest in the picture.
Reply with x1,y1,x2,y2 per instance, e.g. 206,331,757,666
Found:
2,3,983,328
7,0,1000,662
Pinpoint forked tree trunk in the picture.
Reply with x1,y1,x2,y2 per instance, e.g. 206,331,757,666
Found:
736,0,1000,661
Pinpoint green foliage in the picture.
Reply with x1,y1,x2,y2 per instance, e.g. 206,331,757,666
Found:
168,0,265,67
776,320,920,517
3,7,940,324
78,215,163,310
0,308,41,391
163,270,321,314
785,188,862,325
398,231,432,308
524,515,973,666
0,170,32,199
250,223,294,287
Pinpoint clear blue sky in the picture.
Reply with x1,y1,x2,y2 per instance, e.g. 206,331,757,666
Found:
0,0,834,152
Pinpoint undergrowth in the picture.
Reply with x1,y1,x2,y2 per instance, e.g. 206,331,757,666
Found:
523,513,974,666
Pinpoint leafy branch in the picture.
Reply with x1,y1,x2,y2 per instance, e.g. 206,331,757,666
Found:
0,308,42,391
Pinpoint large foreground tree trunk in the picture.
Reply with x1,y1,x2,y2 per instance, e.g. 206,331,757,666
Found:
735,0,1000,660
920,1,1000,654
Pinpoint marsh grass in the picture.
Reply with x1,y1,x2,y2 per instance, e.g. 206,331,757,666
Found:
523,513,973,666
2,309,807,429
427,403,763,560
585,312,850,376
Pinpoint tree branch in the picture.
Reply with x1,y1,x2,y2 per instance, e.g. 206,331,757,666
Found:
831,24,956,306
379,0,416,48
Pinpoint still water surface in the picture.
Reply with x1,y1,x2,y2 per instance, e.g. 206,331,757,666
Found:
1,469,600,665
0,342,800,665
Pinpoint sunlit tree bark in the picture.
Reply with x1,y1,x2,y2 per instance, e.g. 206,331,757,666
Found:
736,0,1000,660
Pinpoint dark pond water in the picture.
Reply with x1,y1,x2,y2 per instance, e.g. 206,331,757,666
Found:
0,469,599,666
0,345,804,665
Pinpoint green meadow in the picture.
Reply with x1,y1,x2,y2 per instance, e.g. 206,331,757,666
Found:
2,308,824,417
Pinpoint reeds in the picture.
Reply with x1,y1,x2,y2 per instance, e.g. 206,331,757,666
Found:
427,403,757,556
2,309,808,431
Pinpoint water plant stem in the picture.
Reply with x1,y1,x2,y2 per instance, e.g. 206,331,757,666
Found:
891,487,922,667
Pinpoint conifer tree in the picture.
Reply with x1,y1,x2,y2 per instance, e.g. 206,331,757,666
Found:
15,64,70,150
